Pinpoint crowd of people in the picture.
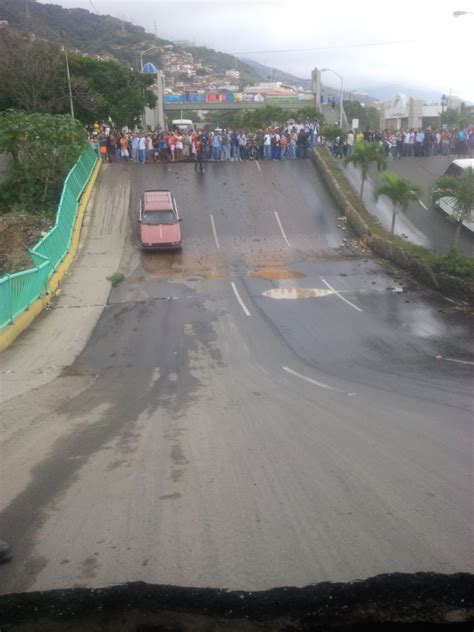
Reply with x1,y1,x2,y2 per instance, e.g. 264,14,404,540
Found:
88,119,320,165
330,127,474,160
88,120,474,168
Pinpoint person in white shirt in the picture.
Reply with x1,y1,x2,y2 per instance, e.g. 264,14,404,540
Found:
138,134,147,164
146,135,153,163
263,130,272,160
346,130,354,155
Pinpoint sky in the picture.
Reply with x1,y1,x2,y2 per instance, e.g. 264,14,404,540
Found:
38,0,474,102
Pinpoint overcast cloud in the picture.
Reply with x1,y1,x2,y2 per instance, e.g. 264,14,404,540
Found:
39,0,473,101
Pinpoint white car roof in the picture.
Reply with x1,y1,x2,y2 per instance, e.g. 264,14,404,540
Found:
452,159,474,169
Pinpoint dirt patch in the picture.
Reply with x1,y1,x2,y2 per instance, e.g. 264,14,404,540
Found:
142,252,228,280
0,213,53,276
249,266,304,280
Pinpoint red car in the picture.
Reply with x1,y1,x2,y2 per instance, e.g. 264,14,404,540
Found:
139,190,182,250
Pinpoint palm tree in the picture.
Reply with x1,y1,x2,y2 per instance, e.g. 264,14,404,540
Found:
432,167,474,250
373,171,421,236
344,141,387,199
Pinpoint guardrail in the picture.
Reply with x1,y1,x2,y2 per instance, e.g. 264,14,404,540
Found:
0,145,98,331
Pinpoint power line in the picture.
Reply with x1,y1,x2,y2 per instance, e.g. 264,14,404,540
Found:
232,40,415,55
89,0,100,15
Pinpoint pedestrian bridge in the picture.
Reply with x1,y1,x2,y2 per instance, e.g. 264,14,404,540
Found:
163,100,316,112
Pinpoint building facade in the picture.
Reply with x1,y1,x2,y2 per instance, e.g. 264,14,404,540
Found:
376,93,462,130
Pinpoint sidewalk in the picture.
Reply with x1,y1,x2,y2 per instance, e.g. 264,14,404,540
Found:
343,156,474,255
0,165,131,405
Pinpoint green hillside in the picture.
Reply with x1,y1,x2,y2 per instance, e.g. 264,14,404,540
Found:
0,0,260,82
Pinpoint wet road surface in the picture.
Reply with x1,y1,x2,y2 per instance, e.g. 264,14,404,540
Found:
344,156,474,254
0,160,472,594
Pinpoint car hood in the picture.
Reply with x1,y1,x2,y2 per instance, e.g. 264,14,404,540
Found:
140,222,181,243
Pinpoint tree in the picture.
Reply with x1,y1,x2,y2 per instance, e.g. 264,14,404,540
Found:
68,55,157,128
373,172,421,236
432,167,474,250
0,31,157,128
440,105,473,130
0,110,87,215
321,124,344,140
344,141,387,199
287,106,324,123
0,31,67,113
230,105,289,131
343,100,379,131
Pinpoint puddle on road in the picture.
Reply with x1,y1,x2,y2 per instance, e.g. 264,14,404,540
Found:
262,288,335,300
250,266,305,280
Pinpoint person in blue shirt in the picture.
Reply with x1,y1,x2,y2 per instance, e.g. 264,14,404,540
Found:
211,132,222,161
414,129,425,157
131,134,140,163
457,127,468,157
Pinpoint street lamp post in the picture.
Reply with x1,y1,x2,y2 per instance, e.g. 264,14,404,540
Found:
140,46,159,72
321,68,344,129
139,46,159,130
61,31,75,119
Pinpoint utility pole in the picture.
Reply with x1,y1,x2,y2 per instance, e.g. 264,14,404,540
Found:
61,32,75,119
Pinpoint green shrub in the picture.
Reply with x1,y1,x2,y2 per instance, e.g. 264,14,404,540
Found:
425,250,474,280
0,110,87,216
108,272,125,286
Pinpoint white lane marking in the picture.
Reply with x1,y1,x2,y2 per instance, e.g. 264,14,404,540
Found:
320,277,363,313
282,366,354,395
231,281,251,316
418,199,428,210
436,355,474,366
262,288,335,299
274,211,292,247
209,213,220,249
255,160,262,173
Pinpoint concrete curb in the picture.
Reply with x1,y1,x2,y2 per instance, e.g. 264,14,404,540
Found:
310,148,474,304
0,160,102,353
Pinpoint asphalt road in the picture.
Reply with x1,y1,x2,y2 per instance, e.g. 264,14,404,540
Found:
0,159,472,595
344,155,474,255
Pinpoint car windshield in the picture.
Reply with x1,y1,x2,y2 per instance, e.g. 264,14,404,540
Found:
142,210,176,225
444,164,462,176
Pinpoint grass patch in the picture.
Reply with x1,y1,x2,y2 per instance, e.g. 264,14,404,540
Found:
424,250,474,279
394,239,474,279
317,148,387,236
107,272,124,287
60,364,84,377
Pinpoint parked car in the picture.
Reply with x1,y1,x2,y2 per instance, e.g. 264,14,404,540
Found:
435,159,474,232
139,190,182,249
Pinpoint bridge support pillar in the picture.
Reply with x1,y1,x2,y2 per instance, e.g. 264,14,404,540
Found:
311,68,322,113
144,70,166,131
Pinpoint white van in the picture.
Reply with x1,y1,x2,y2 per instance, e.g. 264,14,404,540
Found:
435,159,474,233
171,119,195,133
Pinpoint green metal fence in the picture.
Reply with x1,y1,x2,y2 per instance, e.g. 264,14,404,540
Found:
0,144,98,331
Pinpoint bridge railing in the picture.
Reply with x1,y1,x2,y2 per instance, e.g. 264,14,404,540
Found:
0,144,98,332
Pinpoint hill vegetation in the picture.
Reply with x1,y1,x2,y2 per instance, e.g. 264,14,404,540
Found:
0,0,261,83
